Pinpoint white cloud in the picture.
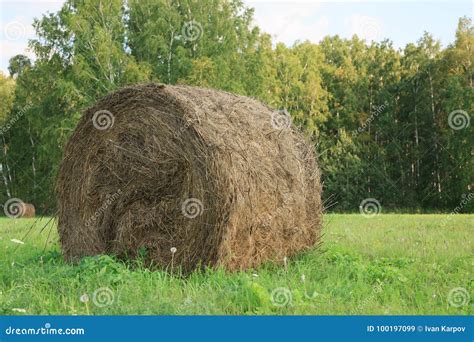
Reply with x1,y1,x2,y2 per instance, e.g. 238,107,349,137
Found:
0,16,37,41
0,40,35,74
0,40,35,59
0,1,65,72
248,2,329,45
347,14,384,42
0,16,36,73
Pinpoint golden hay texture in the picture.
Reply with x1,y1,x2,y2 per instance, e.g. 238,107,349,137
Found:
22,203,35,218
56,84,322,272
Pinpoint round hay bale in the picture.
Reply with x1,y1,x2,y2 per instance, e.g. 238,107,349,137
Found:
22,203,35,218
56,83,322,272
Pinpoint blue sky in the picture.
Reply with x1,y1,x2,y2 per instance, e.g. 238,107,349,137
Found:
0,0,472,74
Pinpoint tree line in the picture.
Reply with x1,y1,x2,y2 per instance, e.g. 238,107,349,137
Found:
0,0,472,213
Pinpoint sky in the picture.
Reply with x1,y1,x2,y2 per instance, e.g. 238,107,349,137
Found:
0,0,472,74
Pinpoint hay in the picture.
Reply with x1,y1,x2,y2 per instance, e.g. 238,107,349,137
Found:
56,83,322,272
22,203,35,218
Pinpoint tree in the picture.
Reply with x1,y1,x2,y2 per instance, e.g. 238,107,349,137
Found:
8,55,31,78
3,0,151,211
0,72,15,124
0,72,16,199
2,0,472,214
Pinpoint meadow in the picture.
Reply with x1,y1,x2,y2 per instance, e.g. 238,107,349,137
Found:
0,214,472,315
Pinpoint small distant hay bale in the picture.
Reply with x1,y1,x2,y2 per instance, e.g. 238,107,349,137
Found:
3,197,35,219
22,203,35,218
3,200,35,218
56,84,323,272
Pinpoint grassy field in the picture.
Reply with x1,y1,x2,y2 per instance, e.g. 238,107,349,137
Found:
0,214,472,315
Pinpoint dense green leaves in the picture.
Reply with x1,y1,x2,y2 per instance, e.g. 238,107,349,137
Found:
0,0,472,213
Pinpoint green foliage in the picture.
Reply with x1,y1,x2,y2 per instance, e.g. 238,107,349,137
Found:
0,0,472,213
7,55,31,78
0,73,15,124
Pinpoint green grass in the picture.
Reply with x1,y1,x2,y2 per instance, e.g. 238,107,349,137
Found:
0,214,472,315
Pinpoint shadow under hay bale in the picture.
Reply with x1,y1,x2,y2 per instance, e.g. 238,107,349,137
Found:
56,83,323,273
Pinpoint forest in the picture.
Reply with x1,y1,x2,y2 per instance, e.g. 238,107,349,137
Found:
0,0,472,213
